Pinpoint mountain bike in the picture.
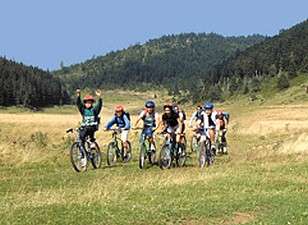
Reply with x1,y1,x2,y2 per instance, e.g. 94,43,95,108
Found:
190,127,203,153
106,129,132,166
159,130,187,170
66,128,102,172
135,128,157,169
199,131,214,168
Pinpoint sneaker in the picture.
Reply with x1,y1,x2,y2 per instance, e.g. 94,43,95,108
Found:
80,157,87,167
90,142,96,149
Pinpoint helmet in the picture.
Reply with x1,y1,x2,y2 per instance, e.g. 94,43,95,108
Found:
145,100,155,108
115,105,124,112
83,95,95,103
204,101,214,110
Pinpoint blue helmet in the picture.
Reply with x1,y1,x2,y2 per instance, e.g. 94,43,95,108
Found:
204,101,214,110
145,100,155,108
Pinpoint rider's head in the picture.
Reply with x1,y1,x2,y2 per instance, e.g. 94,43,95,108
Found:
115,105,124,116
204,101,214,116
197,104,203,112
145,100,155,113
163,104,173,115
83,95,95,109
216,110,224,120
172,103,179,113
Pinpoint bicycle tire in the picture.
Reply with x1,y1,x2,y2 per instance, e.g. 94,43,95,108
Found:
70,142,87,172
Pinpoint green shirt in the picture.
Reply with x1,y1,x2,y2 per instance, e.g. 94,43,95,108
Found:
76,96,103,127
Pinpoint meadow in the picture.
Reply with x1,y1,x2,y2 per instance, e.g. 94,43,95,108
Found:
0,90,308,225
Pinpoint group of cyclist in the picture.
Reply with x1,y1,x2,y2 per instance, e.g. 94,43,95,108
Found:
75,89,229,167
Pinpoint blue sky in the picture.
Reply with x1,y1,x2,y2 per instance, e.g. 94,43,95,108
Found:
0,0,307,70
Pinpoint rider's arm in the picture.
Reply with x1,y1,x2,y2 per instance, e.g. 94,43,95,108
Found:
94,98,103,115
177,117,183,134
76,96,84,114
134,111,145,127
122,114,131,130
154,113,160,130
223,117,228,129
106,116,116,130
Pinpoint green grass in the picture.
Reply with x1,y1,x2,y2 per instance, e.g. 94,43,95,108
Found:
1,88,308,224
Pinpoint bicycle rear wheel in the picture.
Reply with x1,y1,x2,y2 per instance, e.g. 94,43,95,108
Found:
89,142,102,169
107,142,118,166
70,142,87,172
123,141,132,163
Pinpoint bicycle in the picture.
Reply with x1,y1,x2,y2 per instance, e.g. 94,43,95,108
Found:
66,128,102,172
190,127,203,153
199,131,214,168
159,130,187,170
135,128,157,169
106,129,132,166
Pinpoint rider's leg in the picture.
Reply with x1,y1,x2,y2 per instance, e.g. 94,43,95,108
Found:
121,130,130,153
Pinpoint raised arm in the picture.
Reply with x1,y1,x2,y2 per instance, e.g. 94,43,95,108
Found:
94,90,103,115
76,89,84,114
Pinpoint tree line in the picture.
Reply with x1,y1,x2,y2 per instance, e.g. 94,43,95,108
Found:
0,57,70,107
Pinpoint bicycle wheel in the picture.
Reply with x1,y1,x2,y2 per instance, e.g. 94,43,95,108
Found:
159,144,172,170
148,143,156,165
107,142,118,166
199,141,206,168
123,141,132,163
90,142,102,169
205,139,213,166
70,142,87,172
176,143,186,167
139,143,146,169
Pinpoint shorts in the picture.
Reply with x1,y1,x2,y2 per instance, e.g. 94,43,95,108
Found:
120,130,129,142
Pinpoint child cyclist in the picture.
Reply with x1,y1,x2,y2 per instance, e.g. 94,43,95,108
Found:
105,105,131,159
134,100,160,152
76,89,103,166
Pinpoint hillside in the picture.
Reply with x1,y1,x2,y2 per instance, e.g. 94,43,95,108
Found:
55,33,265,93
0,57,69,107
211,19,308,98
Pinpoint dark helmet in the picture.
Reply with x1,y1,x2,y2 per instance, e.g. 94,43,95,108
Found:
163,104,173,110
204,101,214,110
145,100,155,108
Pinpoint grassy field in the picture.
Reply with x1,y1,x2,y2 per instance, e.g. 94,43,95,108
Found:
0,90,308,225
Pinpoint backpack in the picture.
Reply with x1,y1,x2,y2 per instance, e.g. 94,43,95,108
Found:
115,111,131,127
223,112,230,123
123,111,131,121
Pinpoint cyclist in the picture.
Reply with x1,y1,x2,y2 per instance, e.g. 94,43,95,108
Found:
201,101,217,154
172,104,187,153
189,104,204,140
135,100,159,152
159,104,183,154
105,105,131,157
76,89,103,166
216,110,229,153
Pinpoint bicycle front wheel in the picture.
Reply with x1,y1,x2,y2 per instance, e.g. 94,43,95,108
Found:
159,145,172,170
107,142,118,166
176,143,186,167
199,141,206,168
70,142,87,172
139,143,146,169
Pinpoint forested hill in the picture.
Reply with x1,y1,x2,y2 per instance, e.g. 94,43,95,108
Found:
209,19,308,98
55,33,265,92
0,57,69,107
